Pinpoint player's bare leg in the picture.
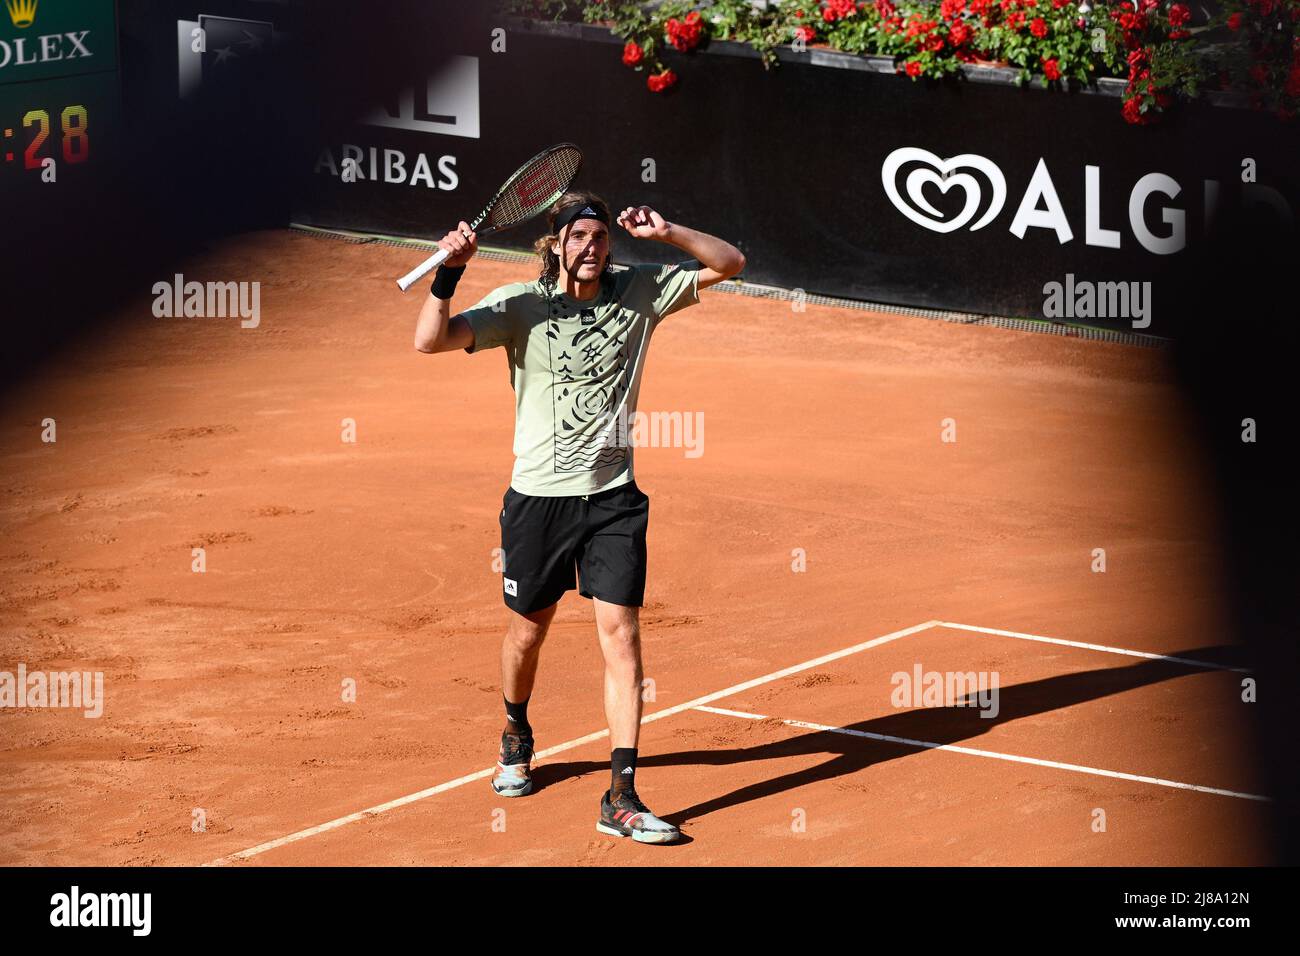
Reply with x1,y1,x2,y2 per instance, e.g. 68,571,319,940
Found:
501,603,556,704
593,598,679,843
492,602,556,797
594,599,643,748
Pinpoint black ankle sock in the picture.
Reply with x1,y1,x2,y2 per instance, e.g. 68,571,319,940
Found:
611,747,638,796
503,696,531,737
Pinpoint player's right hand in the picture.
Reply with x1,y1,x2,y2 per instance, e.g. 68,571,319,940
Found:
438,221,478,267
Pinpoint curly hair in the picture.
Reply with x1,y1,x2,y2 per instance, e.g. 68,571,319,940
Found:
533,190,616,291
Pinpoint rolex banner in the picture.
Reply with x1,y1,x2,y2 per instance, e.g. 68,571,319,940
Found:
292,21,1300,337
0,0,116,84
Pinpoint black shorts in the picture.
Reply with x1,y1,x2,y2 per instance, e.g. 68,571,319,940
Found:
499,480,649,614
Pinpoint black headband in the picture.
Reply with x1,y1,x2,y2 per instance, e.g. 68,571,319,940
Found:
553,202,610,234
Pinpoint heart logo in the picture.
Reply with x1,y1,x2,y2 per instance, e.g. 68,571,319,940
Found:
882,147,1007,234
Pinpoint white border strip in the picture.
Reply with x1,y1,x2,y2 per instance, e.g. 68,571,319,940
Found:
288,224,1166,349
207,619,941,864
936,622,1253,673
693,705,1270,802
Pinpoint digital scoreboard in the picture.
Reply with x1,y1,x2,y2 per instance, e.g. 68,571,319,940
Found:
0,0,118,188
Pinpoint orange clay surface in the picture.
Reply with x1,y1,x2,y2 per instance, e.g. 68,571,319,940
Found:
0,229,1269,865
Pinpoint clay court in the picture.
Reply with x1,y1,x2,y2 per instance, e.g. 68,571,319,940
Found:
0,230,1268,866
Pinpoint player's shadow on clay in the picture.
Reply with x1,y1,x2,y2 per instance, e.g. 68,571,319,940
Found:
530,645,1251,826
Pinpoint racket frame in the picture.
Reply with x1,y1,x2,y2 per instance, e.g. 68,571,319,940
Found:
396,143,582,293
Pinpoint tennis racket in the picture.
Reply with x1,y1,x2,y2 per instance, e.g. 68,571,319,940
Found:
395,143,584,292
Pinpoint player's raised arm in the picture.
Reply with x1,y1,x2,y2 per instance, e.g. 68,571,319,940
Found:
615,205,745,289
413,221,477,354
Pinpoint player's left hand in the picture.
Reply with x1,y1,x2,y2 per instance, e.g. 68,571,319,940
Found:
617,205,672,240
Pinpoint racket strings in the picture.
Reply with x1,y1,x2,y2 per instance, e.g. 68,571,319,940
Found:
485,146,583,231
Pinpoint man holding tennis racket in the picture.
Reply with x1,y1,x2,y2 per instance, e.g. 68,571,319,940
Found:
413,192,744,844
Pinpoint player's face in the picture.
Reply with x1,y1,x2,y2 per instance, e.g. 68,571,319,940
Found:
559,220,610,283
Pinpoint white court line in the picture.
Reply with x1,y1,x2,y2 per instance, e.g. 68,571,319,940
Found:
936,621,1253,674
207,619,942,865
693,705,1270,802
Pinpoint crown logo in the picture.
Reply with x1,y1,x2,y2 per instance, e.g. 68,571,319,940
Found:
6,0,37,28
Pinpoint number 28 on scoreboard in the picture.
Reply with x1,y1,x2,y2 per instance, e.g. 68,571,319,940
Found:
3,103,89,170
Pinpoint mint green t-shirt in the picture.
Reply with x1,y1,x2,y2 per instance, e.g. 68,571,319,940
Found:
460,261,700,497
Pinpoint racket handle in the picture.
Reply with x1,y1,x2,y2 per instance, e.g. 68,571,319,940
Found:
396,244,453,293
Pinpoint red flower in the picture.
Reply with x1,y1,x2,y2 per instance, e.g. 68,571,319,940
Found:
939,0,966,20
1168,3,1191,26
949,21,973,46
1117,12,1149,32
1139,0,1159,11
1169,29,1190,39
795,24,816,42
665,11,703,52
647,69,677,93
905,60,924,77
1287,65,1300,98
876,0,897,17
1042,57,1061,81
1030,17,1048,38
1122,97,1146,124
904,15,940,49
621,40,643,67
1227,12,1244,30
823,0,858,21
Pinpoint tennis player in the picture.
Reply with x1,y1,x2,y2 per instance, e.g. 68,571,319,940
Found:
413,192,744,843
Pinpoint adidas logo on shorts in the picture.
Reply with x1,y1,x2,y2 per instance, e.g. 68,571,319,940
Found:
504,578,518,597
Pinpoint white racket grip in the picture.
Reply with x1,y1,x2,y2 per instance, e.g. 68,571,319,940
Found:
396,244,453,293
